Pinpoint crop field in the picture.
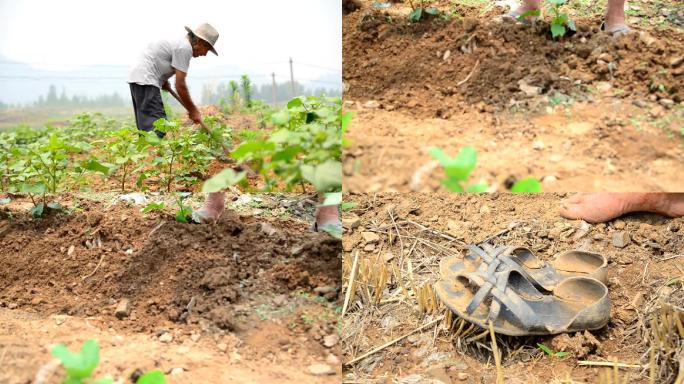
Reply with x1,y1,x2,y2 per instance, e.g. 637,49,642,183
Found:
342,0,684,192
341,193,684,383
0,96,344,383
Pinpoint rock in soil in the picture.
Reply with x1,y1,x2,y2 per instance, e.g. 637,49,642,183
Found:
323,334,340,348
159,332,173,343
115,298,131,320
361,231,380,244
612,231,631,248
307,363,335,376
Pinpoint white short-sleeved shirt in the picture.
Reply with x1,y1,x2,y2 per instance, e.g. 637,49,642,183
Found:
128,36,193,88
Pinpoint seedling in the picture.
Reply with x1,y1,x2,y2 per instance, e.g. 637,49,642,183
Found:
510,177,542,192
51,339,113,384
429,146,488,192
537,343,571,358
547,0,576,38
407,0,440,22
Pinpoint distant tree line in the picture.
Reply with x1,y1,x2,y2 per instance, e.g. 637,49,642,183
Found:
200,78,341,105
32,85,127,108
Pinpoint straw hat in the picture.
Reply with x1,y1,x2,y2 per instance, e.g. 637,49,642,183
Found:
184,23,219,55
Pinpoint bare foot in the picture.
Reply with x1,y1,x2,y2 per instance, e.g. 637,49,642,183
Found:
191,192,225,223
314,204,341,231
560,193,684,223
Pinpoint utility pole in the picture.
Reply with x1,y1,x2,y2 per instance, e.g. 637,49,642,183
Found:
271,72,277,107
289,57,295,97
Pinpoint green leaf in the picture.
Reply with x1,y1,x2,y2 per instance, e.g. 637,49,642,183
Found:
409,7,423,22
0,197,10,205
51,340,100,379
340,111,353,132
202,169,247,193
271,146,302,162
341,202,358,210
230,141,276,159
442,178,464,192
555,351,570,358
175,208,191,223
429,146,477,181
286,97,303,109
301,160,342,192
321,192,342,206
47,202,61,210
518,9,541,21
466,183,488,193
566,19,577,31
20,182,47,195
94,378,114,384
136,370,167,384
548,0,566,5
511,177,541,193
551,23,566,38
81,159,110,176
537,343,553,356
425,7,439,15
31,203,45,218
271,110,291,126
141,202,165,214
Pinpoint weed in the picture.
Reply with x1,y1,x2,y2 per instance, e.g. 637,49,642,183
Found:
51,340,111,384
407,0,440,22
428,146,487,192
537,343,571,358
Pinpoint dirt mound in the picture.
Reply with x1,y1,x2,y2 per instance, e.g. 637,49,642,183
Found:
0,199,341,333
343,7,684,116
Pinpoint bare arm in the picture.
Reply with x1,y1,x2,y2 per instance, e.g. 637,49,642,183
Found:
173,69,201,123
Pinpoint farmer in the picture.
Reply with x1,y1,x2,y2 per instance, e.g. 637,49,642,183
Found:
505,0,630,36
560,193,684,223
127,23,230,222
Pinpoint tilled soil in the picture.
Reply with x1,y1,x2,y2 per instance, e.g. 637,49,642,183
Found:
344,2,684,116
342,1,684,193
341,193,684,383
0,195,342,383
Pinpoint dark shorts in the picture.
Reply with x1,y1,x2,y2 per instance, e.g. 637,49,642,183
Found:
129,83,166,138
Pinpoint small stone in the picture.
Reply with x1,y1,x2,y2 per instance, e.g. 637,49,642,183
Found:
364,244,376,252
639,31,656,46
542,175,558,183
659,99,675,109
612,231,631,248
479,205,490,214
363,100,380,109
259,223,278,236
54,315,67,325
383,251,395,262
342,214,361,230
518,80,541,97
595,81,612,93
533,140,545,150
548,228,562,240
457,372,469,381
115,299,131,320
361,231,380,244
323,334,340,348
67,245,75,256
597,53,613,62
443,50,451,61
190,333,201,342
112,335,124,346
613,220,626,230
170,368,184,375
670,56,684,68
217,342,228,352
307,363,335,376
632,99,647,108
31,297,44,305
326,354,340,365
159,333,173,343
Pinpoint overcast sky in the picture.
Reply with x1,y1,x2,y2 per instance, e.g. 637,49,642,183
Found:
0,0,341,103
